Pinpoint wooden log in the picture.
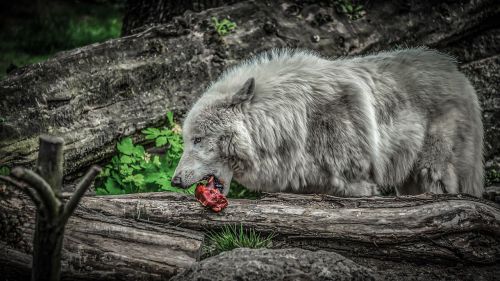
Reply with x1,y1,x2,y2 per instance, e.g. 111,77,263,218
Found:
2,190,499,280
1,136,106,281
31,135,65,281
0,191,204,281
68,192,500,265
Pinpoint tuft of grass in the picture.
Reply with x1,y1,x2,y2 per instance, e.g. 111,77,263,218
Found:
211,17,237,36
204,224,275,257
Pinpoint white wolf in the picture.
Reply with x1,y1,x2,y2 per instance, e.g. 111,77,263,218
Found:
172,48,484,197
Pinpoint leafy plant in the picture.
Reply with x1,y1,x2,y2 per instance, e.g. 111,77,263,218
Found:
95,112,194,195
204,224,275,257
335,0,366,20
0,166,10,176
485,169,500,186
211,17,237,36
96,111,260,198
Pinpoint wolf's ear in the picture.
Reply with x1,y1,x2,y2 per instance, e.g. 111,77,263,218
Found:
231,78,255,105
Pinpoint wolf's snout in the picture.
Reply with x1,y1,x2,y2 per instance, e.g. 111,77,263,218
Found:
171,176,183,188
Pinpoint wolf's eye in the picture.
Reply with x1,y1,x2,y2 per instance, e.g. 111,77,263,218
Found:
194,137,202,144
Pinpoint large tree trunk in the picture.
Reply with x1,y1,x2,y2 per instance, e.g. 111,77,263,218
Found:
1,191,499,280
1,0,499,186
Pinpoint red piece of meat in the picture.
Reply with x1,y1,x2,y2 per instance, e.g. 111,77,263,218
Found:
195,176,228,212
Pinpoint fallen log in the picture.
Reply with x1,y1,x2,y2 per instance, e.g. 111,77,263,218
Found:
78,192,500,265
2,189,499,280
0,190,204,281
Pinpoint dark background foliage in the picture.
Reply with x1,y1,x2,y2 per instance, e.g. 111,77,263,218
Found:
0,0,124,79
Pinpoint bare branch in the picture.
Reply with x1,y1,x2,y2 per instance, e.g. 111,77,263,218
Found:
10,167,61,218
61,165,101,224
37,135,65,196
0,175,44,209
0,175,25,189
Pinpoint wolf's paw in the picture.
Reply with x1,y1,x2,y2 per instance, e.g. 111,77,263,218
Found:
348,181,381,197
418,167,445,193
418,162,459,194
483,186,500,204
420,167,442,183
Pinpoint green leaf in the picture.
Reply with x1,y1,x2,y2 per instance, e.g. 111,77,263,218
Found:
120,155,134,164
123,183,137,194
156,136,168,147
145,172,167,183
158,129,172,137
167,111,174,127
131,164,142,170
111,155,120,166
124,174,144,186
95,188,109,195
119,164,134,176
153,155,161,167
99,167,110,178
110,171,123,185
0,166,10,176
132,145,145,157
117,138,135,155
97,111,191,196
211,17,219,25
142,128,161,139
104,178,123,195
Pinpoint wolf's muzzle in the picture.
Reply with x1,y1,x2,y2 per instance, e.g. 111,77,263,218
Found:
171,176,183,188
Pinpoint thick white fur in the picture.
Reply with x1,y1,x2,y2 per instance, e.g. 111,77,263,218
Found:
174,48,484,197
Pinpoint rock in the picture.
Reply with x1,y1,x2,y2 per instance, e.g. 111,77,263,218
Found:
171,248,376,281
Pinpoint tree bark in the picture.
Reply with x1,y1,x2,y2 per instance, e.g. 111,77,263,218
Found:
32,136,65,281
0,0,498,186
0,136,106,281
79,192,500,265
122,0,238,35
0,190,204,281
1,191,499,280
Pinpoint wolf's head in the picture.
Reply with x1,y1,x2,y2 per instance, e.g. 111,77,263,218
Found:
171,78,256,195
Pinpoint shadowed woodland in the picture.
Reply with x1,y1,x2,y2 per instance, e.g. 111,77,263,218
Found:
0,0,499,280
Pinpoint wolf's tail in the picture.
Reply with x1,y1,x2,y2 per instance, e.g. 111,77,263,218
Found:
461,80,484,198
